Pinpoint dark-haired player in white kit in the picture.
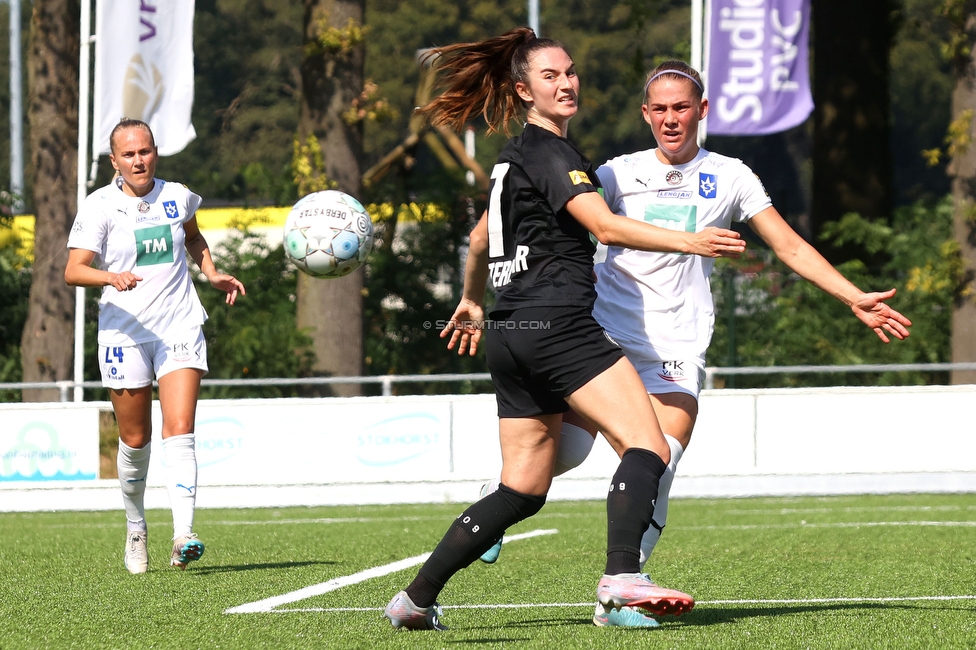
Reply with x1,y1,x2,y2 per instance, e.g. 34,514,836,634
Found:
382,29,746,631
65,119,245,574
479,60,914,628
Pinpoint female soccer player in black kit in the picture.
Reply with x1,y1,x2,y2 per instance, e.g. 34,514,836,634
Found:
383,28,746,631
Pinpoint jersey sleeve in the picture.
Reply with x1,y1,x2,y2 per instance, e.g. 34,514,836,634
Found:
595,163,622,213
66,195,107,253
532,137,600,212
186,188,202,219
730,165,773,222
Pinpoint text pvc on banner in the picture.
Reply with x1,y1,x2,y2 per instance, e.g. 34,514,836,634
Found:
94,0,197,156
705,0,813,136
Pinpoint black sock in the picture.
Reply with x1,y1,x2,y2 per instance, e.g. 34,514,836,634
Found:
405,484,546,607
605,447,666,575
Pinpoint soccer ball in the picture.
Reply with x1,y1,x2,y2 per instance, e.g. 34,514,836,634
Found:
283,190,374,278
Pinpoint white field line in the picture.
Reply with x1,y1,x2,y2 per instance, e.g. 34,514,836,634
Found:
269,594,976,614
724,505,976,515
224,528,559,615
671,520,976,531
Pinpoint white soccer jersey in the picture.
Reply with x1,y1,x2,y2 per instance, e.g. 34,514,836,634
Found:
593,148,772,364
67,178,208,346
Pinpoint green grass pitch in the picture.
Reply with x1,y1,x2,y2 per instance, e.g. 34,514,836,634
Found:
2,493,974,649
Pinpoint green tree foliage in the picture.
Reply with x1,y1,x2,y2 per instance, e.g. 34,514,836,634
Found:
709,197,958,387
192,229,315,398
890,0,955,204
362,202,491,395
0,195,30,400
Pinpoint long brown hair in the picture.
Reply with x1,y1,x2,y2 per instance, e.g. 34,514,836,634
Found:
418,27,570,135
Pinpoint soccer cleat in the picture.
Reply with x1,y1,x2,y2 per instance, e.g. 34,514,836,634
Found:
592,602,661,628
383,590,448,631
596,573,695,617
170,533,205,569
480,536,503,564
478,482,503,564
124,530,149,575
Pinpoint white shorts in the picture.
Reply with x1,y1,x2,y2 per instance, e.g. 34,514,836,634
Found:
629,357,705,400
98,327,209,390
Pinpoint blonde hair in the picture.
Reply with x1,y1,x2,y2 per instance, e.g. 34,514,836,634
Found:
109,118,156,154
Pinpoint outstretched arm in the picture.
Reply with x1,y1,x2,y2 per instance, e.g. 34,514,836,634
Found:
566,191,746,258
441,213,489,355
748,207,912,343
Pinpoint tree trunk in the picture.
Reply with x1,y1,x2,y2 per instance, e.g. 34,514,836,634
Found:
19,0,79,402
296,0,365,396
811,0,896,263
948,7,976,385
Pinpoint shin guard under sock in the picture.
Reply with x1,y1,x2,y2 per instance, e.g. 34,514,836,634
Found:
407,484,546,607
606,447,666,575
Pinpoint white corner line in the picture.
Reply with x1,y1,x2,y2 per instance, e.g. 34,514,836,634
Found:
224,528,559,615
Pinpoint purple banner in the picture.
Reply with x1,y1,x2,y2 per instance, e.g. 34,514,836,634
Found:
705,0,813,136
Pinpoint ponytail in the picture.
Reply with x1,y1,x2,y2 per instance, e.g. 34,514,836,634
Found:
419,27,569,135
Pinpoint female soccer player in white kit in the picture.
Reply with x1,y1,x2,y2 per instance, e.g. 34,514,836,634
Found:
479,60,914,627
65,119,245,574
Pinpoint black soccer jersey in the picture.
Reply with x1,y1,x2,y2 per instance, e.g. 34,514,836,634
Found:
486,124,601,313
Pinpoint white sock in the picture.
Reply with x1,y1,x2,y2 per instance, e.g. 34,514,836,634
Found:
639,434,684,568
162,434,198,539
554,423,596,476
117,439,150,529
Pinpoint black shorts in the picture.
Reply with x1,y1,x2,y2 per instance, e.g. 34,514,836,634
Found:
486,305,624,418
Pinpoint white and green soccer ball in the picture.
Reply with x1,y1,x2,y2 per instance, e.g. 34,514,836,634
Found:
283,190,374,278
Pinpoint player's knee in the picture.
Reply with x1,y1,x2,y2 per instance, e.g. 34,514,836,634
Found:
554,422,596,476
497,483,547,523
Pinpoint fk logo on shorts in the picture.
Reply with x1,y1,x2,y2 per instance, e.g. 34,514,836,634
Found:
172,342,192,362
658,361,688,383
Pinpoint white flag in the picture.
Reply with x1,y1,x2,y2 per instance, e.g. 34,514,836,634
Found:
94,0,196,156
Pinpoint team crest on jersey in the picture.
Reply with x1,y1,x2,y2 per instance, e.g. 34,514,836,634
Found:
665,170,683,185
657,360,688,382
568,170,591,185
163,200,180,219
699,173,717,198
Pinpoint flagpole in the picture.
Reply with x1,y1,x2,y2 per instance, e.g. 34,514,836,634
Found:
74,0,93,402
692,0,706,145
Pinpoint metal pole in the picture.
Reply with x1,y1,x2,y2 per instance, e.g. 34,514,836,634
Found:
528,0,539,36
9,0,23,212
694,0,707,145
464,126,475,187
74,0,93,402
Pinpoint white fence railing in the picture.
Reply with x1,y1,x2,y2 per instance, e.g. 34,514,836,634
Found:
3,363,976,402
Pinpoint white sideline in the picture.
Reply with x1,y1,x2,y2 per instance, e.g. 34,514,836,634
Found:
271,594,976,613
224,528,559,614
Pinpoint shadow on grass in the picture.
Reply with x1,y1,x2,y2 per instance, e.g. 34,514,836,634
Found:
188,560,337,575
676,601,975,626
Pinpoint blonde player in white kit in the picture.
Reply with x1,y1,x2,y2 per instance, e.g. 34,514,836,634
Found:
65,119,245,574
479,61,914,627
